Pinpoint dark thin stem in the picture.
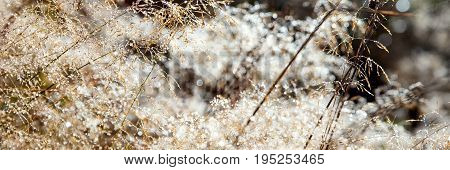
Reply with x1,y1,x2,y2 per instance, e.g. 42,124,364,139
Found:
246,8,337,126
121,65,155,127
234,2,341,146
339,7,414,17
412,125,448,149
319,4,381,150
307,2,383,150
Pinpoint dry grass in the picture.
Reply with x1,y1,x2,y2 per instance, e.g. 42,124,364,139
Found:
0,0,448,149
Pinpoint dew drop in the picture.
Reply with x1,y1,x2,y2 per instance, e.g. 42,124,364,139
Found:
65,122,72,128
396,0,410,12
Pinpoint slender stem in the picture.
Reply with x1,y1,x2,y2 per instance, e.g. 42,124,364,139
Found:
234,2,340,146
246,9,337,126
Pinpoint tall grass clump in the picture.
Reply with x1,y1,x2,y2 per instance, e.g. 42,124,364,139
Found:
0,0,448,149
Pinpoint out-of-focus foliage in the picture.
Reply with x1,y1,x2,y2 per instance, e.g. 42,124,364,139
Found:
0,0,448,149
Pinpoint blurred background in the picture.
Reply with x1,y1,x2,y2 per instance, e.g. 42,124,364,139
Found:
228,0,449,129
229,0,449,83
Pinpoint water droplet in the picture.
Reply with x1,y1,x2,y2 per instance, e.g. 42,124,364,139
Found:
65,122,72,128
391,19,408,33
196,79,204,87
396,0,410,12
